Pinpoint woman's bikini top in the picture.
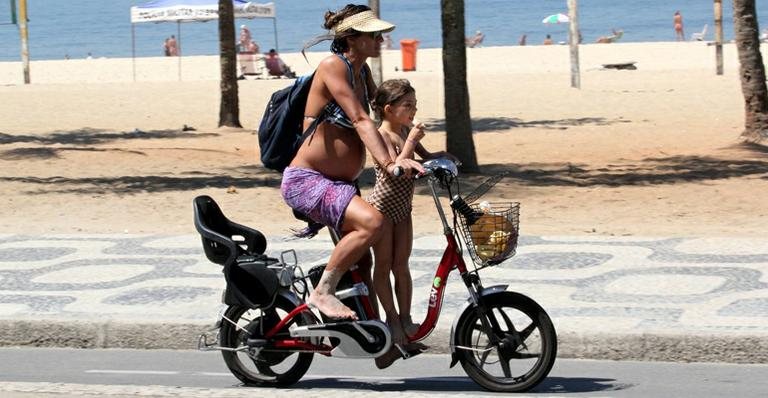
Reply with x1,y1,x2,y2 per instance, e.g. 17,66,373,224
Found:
306,53,370,130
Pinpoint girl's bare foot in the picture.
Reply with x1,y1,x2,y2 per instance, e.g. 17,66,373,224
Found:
308,291,358,320
400,315,421,337
386,316,407,346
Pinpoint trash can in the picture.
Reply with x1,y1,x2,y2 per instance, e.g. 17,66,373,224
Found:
400,39,419,71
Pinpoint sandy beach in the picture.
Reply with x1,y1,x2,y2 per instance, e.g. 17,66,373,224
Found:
1,42,767,238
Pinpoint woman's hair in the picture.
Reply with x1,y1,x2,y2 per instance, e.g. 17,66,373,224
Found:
372,79,415,120
323,4,370,54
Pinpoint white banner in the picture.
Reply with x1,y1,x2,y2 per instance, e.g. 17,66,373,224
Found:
131,2,275,23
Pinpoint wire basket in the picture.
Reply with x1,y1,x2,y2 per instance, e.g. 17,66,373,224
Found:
457,202,520,267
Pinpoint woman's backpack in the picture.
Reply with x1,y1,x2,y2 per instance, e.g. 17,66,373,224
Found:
258,73,319,172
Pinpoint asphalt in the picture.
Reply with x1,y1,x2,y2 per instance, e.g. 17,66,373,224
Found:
0,233,766,363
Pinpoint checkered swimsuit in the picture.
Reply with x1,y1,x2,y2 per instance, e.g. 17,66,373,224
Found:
366,162,415,224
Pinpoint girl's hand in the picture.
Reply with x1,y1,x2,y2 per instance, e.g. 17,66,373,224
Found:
407,122,426,143
389,157,425,178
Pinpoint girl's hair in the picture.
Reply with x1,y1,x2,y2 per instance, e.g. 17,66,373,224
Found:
323,4,370,54
372,79,415,120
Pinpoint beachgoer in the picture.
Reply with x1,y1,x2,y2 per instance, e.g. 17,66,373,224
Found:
383,33,393,50
543,34,553,45
167,35,179,56
281,4,424,320
163,37,171,56
518,34,527,46
239,25,252,52
674,11,684,41
465,30,484,48
264,49,295,78
366,79,457,368
246,40,260,54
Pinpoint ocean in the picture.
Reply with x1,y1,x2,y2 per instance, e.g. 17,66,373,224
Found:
0,0,761,62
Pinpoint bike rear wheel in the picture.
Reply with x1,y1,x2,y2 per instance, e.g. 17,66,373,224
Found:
455,292,557,392
220,296,315,386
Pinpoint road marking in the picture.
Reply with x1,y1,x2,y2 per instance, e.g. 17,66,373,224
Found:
85,370,179,375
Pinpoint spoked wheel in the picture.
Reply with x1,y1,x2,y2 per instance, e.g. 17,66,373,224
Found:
219,296,316,386
455,292,557,392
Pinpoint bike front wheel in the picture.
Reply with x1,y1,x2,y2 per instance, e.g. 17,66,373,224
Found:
220,295,315,387
455,291,557,392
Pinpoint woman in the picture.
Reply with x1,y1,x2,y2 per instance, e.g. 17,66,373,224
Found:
281,5,424,320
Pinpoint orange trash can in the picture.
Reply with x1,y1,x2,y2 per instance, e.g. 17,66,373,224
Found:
400,39,419,71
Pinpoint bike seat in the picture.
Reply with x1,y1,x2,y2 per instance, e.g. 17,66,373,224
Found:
193,195,268,266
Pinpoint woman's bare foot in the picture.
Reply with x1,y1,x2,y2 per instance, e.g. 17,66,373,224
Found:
308,291,358,320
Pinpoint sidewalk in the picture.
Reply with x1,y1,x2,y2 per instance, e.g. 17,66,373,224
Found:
0,233,766,363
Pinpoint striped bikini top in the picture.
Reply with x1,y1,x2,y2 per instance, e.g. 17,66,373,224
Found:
319,53,370,129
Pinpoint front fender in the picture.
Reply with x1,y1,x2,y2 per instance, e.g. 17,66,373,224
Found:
448,285,509,367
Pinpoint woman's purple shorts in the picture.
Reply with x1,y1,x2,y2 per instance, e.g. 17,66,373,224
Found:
281,166,357,233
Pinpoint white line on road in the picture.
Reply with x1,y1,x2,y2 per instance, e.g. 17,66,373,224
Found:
85,370,179,375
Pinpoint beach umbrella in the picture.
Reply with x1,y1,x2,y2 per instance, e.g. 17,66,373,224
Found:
542,13,570,24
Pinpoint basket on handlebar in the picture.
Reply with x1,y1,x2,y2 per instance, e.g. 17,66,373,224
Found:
457,202,520,267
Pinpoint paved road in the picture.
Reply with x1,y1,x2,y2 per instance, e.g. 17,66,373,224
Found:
1,348,767,397
0,233,767,362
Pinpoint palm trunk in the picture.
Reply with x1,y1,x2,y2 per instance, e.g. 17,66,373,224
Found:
218,0,242,128
441,0,478,172
732,0,768,143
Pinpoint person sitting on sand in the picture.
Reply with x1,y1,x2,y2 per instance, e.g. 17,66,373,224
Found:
264,49,295,78
465,30,485,48
543,34,553,45
596,29,623,44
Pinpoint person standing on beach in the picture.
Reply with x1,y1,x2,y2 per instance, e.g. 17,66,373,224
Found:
167,35,179,56
239,25,252,52
674,11,684,41
543,34,553,45
163,37,171,56
281,4,424,320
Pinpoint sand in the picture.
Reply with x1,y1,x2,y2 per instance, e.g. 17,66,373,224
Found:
1,42,767,238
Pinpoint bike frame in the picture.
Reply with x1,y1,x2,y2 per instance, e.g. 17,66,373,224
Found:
259,173,479,352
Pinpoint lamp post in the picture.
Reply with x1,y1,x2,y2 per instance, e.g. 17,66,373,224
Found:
18,0,30,84
567,0,580,88
368,0,383,86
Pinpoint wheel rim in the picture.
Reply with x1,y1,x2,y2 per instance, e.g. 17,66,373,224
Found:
464,305,548,383
224,301,313,382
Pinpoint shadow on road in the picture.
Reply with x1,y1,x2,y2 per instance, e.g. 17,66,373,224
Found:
288,375,630,393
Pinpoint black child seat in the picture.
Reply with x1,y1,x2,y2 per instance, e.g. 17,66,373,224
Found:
193,195,280,308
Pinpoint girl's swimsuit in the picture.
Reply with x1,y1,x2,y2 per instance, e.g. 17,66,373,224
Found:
366,153,416,224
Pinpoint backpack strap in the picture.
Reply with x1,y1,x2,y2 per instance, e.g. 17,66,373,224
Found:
335,53,370,113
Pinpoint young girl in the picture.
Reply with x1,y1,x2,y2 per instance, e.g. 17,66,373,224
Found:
366,79,457,366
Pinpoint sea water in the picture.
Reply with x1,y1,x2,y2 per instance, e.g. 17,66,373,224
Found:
0,0,759,62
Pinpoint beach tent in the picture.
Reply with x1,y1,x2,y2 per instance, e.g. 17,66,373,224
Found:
130,0,277,81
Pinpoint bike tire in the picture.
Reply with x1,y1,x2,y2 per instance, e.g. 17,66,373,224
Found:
220,296,314,387
455,291,557,392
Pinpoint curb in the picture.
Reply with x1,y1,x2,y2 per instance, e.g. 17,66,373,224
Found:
2,320,766,364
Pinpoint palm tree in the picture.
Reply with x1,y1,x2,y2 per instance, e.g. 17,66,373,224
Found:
441,0,478,171
218,0,242,128
732,0,768,143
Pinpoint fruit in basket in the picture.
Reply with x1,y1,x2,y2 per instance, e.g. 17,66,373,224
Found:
487,230,511,251
469,213,511,246
475,244,499,261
